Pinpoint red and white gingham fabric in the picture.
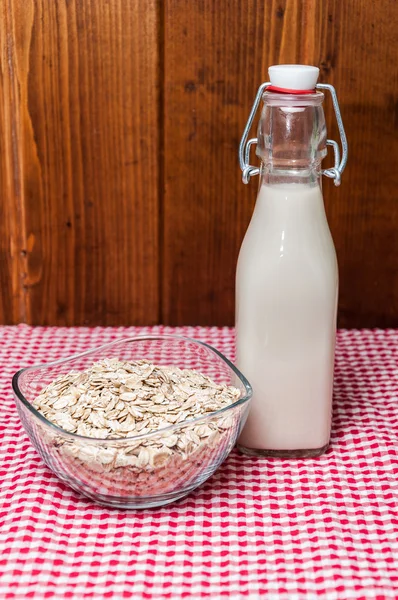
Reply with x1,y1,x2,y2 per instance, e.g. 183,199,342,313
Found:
1,325,398,599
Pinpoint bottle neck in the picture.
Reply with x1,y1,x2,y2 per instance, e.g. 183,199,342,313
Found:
256,91,327,188
259,162,323,187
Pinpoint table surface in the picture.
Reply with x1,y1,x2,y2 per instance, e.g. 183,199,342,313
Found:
1,325,397,600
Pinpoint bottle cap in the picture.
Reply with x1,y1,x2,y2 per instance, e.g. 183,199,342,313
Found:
268,65,319,92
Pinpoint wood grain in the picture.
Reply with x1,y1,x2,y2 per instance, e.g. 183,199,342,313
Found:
1,0,397,327
162,0,398,327
0,0,29,323
0,0,160,325
323,0,398,327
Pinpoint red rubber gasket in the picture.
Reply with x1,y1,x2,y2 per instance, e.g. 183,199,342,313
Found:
267,85,316,94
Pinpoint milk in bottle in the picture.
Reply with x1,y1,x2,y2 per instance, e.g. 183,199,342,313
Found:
236,65,348,457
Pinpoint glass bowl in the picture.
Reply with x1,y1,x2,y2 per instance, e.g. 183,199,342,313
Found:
12,335,252,509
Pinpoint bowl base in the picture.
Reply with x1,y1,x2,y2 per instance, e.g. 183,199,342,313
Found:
67,481,196,509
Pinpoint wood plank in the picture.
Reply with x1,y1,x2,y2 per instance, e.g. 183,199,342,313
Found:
322,0,398,327
0,0,29,323
1,0,160,325
162,0,398,327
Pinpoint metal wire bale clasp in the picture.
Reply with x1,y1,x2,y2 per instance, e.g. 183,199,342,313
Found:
238,82,348,186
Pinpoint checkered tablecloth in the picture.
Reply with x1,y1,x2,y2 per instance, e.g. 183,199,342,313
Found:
1,325,397,599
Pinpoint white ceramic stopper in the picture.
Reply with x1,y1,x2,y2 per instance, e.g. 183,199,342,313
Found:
268,65,319,91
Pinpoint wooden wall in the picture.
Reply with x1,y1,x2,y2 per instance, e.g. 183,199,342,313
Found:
1,0,397,327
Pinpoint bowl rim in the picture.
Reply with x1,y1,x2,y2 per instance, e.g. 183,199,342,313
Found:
12,334,252,443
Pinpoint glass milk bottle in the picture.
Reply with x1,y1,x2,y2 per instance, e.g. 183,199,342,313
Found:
236,65,348,457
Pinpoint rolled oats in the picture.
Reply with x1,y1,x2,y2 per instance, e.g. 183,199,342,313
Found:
33,359,242,498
